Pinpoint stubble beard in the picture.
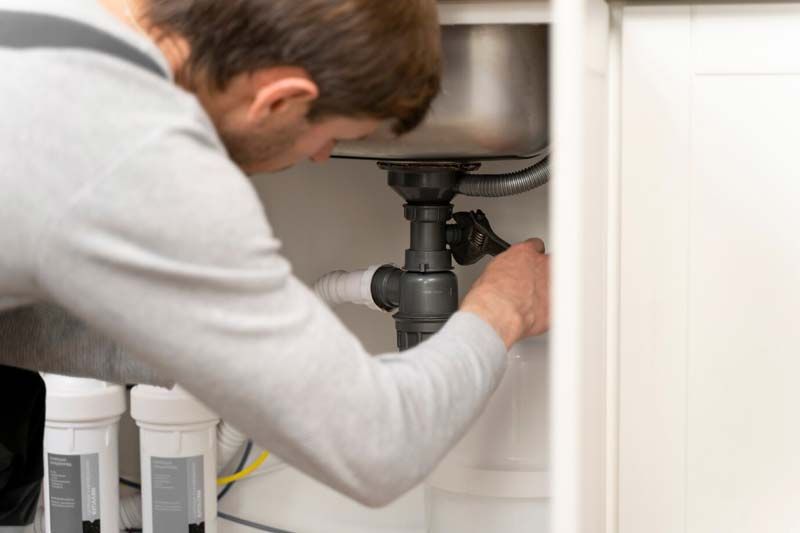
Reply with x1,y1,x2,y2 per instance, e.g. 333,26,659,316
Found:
218,120,306,174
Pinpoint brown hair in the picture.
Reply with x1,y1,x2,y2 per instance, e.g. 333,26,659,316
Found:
145,0,442,134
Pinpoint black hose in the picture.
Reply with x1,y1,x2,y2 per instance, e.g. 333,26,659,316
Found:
218,512,296,533
457,156,550,197
120,478,142,490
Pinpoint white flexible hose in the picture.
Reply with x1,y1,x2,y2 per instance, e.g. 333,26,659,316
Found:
119,494,142,530
313,266,382,311
217,421,248,472
32,507,44,533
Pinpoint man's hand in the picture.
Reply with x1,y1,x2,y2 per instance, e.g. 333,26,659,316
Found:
461,239,550,348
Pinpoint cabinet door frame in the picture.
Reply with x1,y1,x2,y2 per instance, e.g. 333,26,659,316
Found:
551,1,616,532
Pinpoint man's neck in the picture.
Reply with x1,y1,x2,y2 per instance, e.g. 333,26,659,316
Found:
96,0,188,79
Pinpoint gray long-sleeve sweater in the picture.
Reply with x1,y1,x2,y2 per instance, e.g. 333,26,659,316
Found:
0,304,167,387
0,0,508,506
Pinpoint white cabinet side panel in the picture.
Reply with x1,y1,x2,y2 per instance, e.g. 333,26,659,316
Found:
437,1,551,24
551,0,610,532
618,7,692,533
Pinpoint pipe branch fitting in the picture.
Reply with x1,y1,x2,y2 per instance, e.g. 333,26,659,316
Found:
313,266,384,311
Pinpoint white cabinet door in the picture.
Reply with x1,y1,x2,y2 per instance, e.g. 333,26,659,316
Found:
618,5,800,533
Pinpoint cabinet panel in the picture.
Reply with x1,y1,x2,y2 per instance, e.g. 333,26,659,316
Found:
687,75,800,533
618,6,692,533
619,4,800,533
437,0,551,24
694,4,800,74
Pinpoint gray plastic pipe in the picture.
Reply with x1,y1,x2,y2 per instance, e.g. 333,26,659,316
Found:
457,156,550,197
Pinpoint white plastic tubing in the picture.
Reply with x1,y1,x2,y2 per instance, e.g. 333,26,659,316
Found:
313,266,383,310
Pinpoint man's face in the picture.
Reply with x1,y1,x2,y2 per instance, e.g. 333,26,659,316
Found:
193,66,382,175
218,110,380,175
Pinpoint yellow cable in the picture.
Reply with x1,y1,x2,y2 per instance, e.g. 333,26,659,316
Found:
217,450,270,486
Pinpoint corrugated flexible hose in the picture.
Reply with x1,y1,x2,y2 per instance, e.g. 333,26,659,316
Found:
457,156,550,197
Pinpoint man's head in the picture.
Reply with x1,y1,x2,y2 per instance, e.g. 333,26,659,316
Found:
142,0,442,174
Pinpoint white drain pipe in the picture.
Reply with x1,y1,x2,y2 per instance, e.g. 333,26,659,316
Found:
313,266,383,310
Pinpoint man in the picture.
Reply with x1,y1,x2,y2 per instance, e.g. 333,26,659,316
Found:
0,0,550,517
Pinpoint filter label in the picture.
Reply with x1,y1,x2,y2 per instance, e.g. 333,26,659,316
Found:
47,453,101,533
151,456,205,533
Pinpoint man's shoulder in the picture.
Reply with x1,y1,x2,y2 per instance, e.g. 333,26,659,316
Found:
1,44,222,165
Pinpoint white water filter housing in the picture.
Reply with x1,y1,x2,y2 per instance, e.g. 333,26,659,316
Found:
42,375,126,533
131,385,219,533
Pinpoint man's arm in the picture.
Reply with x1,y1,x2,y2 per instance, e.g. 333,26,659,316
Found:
35,129,547,507
0,303,169,387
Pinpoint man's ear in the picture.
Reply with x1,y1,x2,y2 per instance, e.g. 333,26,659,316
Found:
247,72,319,124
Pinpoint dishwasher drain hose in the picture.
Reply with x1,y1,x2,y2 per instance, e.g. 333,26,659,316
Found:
457,156,550,197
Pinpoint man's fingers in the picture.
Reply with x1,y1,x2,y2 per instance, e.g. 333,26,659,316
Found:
525,238,546,254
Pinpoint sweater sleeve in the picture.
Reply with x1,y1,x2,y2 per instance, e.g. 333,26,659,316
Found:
0,303,169,387
35,128,508,507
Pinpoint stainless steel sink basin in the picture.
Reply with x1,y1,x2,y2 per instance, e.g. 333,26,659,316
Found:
333,24,549,162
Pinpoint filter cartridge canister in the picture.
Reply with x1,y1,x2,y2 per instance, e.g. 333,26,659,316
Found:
42,375,126,533
131,385,219,533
